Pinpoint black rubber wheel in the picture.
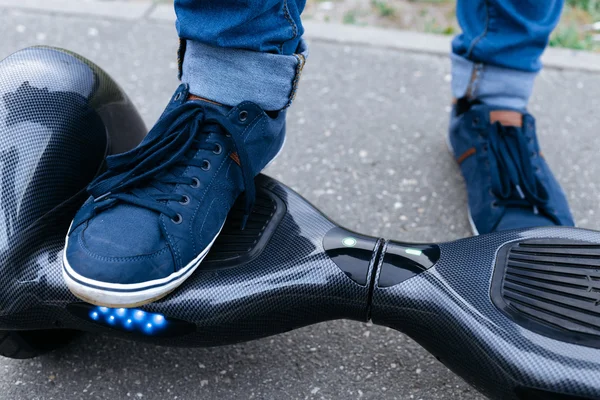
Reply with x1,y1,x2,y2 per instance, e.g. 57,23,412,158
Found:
0,329,80,359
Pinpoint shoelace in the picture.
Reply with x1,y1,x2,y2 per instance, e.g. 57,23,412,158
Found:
488,123,549,214
87,101,256,229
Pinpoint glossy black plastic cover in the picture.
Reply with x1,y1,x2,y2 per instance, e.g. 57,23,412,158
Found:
0,46,146,284
376,241,440,288
322,227,380,285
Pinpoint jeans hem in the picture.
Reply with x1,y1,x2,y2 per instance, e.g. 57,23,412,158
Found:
451,53,538,110
179,39,308,111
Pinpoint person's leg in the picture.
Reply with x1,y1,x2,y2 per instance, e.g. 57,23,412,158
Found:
63,1,308,306
176,0,308,111
451,0,563,110
447,0,574,235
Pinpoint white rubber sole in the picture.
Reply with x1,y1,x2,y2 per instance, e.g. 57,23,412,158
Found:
445,133,479,236
62,222,224,308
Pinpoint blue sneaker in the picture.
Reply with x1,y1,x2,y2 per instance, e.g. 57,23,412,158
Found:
448,98,574,235
63,84,286,307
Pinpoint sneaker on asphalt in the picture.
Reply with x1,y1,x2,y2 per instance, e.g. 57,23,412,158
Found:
63,83,286,307
448,98,575,235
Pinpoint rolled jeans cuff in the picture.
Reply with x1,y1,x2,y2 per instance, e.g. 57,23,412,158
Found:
450,53,538,111
179,39,308,111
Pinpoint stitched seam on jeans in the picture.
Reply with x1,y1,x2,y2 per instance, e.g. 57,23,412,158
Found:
462,0,489,99
280,0,298,54
284,53,306,109
466,0,490,59
466,63,483,99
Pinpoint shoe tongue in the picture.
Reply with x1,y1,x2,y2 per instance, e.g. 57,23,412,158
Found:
490,110,523,128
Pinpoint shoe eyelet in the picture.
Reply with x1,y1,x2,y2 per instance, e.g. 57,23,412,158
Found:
472,117,480,127
482,144,488,152
179,195,190,205
213,144,222,155
201,160,211,171
239,110,249,122
491,201,499,208
171,213,183,224
174,92,182,101
190,177,201,188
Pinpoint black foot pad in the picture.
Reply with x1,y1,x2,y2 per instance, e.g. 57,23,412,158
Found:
202,184,285,268
492,238,600,348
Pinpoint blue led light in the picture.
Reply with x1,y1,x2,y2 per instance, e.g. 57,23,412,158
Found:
133,310,146,322
152,314,165,326
144,322,153,334
124,318,134,330
88,306,168,335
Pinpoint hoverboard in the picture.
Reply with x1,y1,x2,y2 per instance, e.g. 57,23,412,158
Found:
0,47,599,400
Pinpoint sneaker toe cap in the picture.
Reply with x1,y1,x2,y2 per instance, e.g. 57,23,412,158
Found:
65,217,175,285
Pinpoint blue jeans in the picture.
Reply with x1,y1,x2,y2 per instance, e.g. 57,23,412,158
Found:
175,0,308,111
451,0,563,109
175,0,563,111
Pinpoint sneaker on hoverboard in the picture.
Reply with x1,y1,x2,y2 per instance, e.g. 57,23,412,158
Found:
62,84,286,307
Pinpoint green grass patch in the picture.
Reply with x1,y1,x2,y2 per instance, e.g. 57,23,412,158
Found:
343,9,359,24
371,0,396,17
567,0,600,18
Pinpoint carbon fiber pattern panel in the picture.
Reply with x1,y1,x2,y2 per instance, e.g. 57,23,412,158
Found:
140,176,376,346
0,46,146,328
0,175,377,347
371,227,600,400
